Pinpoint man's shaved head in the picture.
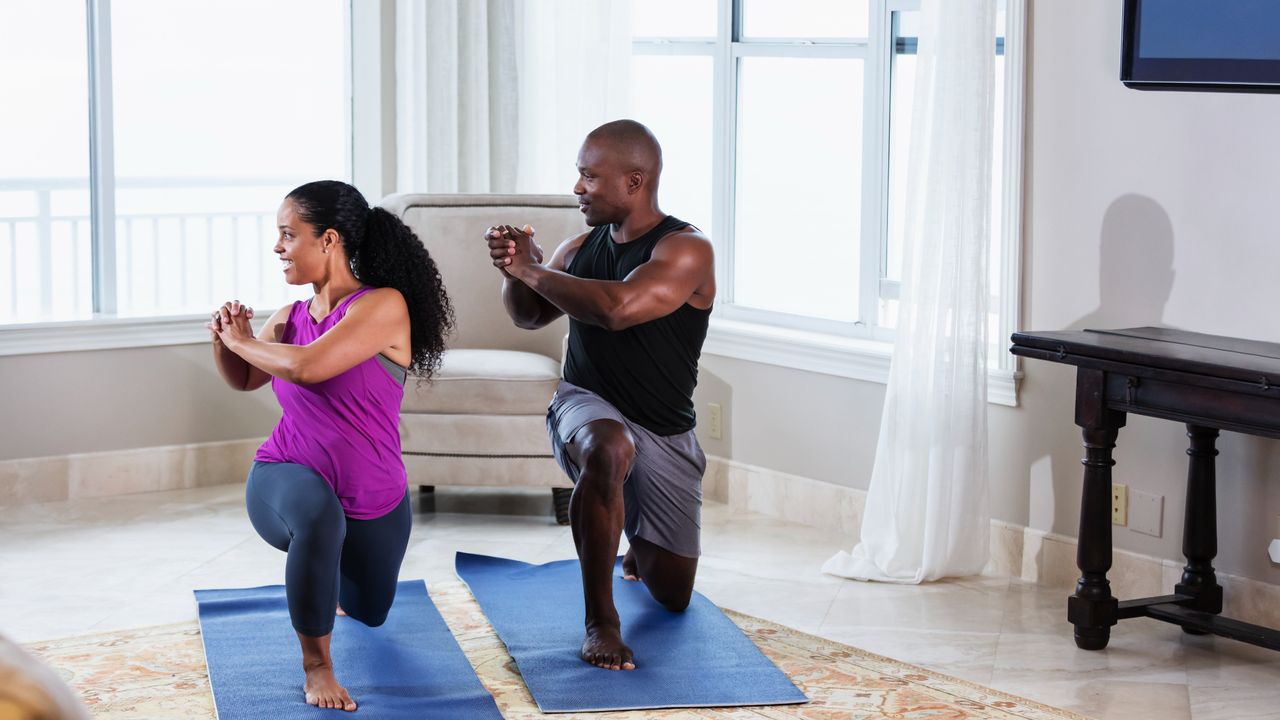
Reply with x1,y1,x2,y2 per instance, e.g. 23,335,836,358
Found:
574,120,665,226
584,119,663,177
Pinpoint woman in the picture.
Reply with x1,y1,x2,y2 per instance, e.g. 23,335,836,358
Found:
207,180,451,712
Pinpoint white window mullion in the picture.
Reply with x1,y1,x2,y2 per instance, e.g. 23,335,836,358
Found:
732,43,863,59
998,0,1027,377
860,0,891,328
631,41,716,56
87,0,117,316
714,0,736,313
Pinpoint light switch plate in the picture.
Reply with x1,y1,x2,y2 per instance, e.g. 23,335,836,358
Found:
1129,489,1163,537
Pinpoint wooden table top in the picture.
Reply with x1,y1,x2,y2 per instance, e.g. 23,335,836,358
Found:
1010,327,1280,386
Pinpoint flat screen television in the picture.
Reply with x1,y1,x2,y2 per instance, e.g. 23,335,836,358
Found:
1122,0,1280,92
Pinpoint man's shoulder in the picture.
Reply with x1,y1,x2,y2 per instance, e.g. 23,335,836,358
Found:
653,224,713,259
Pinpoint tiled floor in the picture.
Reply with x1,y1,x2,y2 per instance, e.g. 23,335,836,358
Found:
2,484,1279,719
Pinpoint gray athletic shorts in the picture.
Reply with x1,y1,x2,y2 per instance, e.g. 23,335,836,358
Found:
546,380,705,558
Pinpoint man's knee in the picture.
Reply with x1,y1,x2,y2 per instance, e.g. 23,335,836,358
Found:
651,584,693,613
578,423,636,483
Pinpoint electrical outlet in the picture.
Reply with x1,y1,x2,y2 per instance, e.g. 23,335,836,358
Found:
1111,483,1128,526
1129,489,1163,537
1271,516,1280,564
706,402,722,440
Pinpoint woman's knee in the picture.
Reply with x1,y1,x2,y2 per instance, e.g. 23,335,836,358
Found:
248,462,344,538
339,588,394,628
290,492,346,534
345,603,391,628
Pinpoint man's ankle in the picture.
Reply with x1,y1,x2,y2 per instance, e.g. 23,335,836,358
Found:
584,616,622,631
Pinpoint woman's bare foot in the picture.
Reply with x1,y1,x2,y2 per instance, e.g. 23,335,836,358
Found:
335,604,347,617
581,622,635,670
622,547,640,581
297,631,356,711
303,663,357,711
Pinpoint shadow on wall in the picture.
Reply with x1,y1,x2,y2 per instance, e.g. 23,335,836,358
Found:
1022,194,1280,581
1024,193,1175,538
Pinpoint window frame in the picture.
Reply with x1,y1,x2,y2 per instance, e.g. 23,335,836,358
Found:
633,0,1025,405
0,0,372,355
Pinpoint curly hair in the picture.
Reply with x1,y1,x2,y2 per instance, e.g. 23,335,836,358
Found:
285,180,454,378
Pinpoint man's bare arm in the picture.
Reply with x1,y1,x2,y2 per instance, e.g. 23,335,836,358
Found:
504,228,712,332
492,229,587,330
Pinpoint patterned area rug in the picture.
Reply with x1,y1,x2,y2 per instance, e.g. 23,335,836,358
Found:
26,581,1091,719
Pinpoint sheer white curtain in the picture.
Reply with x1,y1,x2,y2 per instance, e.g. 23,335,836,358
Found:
823,0,996,584
395,0,630,194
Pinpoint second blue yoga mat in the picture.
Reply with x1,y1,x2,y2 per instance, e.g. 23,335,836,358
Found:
195,580,502,720
455,552,808,713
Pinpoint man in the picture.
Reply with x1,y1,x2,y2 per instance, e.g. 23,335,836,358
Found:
485,119,715,671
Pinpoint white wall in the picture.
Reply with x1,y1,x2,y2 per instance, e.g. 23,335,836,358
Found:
0,344,279,462
1015,0,1280,582
692,0,1280,584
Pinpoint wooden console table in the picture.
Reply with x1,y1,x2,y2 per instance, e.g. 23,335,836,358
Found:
1009,327,1280,651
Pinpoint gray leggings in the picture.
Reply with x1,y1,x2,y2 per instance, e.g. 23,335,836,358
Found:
245,461,411,637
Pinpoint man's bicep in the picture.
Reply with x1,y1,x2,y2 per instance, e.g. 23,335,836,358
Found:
623,235,711,303
611,240,712,326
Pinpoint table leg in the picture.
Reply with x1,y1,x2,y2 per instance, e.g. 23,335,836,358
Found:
1070,369,1125,650
1176,425,1223,632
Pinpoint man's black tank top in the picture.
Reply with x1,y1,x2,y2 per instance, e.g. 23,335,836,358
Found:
562,215,711,436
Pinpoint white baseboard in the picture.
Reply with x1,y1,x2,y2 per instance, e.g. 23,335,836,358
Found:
0,438,262,506
706,455,1280,631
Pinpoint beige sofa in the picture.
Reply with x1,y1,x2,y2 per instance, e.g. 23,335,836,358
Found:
380,194,585,523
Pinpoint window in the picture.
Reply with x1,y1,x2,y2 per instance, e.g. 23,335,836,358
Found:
629,0,1024,399
0,1,92,323
0,0,349,327
733,55,863,323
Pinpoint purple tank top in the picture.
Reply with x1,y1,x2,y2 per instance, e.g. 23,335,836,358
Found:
254,286,408,519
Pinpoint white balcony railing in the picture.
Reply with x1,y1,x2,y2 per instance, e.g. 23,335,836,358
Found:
0,177,307,325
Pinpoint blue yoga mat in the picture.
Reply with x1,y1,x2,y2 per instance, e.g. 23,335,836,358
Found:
194,580,502,720
455,552,808,713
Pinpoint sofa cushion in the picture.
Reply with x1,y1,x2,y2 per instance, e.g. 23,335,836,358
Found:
403,348,561,415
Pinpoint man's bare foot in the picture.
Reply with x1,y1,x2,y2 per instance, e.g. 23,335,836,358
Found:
303,664,357,711
581,624,635,670
622,548,640,581
335,604,347,617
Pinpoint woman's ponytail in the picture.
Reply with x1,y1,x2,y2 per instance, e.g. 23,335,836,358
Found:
286,181,454,378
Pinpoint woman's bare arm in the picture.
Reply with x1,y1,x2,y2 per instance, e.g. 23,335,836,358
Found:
210,304,289,391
